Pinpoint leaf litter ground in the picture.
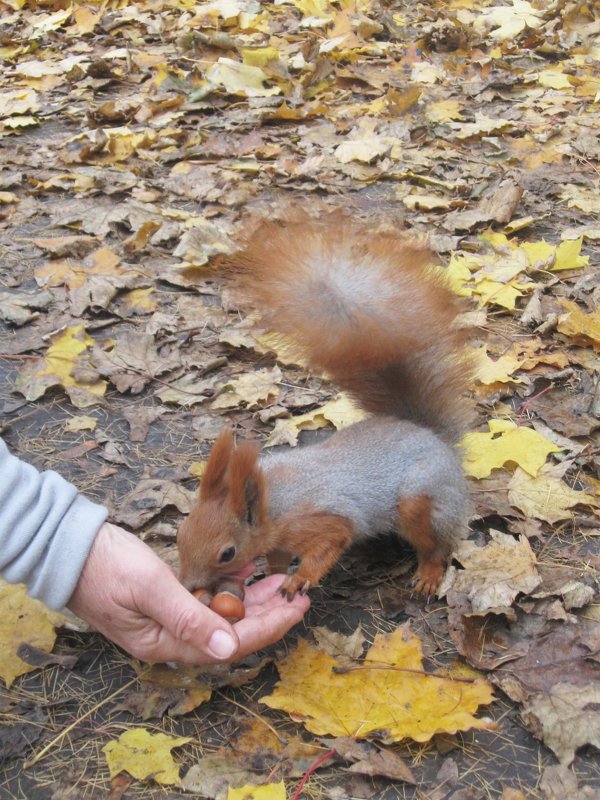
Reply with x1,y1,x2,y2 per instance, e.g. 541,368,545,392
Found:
1,1,600,798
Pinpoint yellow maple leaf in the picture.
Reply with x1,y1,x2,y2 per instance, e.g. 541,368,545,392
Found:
212,367,282,409
446,253,476,297
15,324,107,403
558,300,600,351
207,58,281,97
521,239,556,269
473,278,531,310
474,348,523,385
473,0,543,41
69,6,101,35
265,396,367,447
36,245,128,289
242,47,280,67
0,580,67,688
261,629,494,742
64,415,97,433
426,99,463,122
552,237,589,271
103,729,191,785
117,288,157,315
508,468,600,524
537,69,571,90
461,420,561,479
228,782,286,800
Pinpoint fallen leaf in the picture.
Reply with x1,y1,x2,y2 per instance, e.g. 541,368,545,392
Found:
472,0,543,41
558,300,600,351
265,396,366,447
347,748,415,783
15,324,107,405
103,729,191,785
461,420,561,479
474,348,523,385
508,467,599,524
0,289,53,326
181,754,257,799
228,782,286,800
64,415,97,433
206,58,281,98
211,367,282,410
261,628,495,742
113,479,195,530
0,580,68,688
443,530,541,612
522,683,600,766
90,333,180,394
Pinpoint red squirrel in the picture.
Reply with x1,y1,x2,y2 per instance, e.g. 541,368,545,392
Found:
177,216,474,599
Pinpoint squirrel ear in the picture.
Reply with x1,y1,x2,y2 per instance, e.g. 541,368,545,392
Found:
229,440,265,526
200,429,235,500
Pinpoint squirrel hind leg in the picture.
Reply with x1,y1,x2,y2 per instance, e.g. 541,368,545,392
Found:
397,495,448,597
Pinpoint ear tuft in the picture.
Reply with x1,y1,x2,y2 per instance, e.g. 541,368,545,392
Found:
200,429,235,500
229,440,265,525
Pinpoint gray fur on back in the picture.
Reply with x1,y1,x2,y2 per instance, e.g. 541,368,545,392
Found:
261,417,469,548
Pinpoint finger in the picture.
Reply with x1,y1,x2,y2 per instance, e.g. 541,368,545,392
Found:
232,594,310,659
136,569,241,663
243,573,297,606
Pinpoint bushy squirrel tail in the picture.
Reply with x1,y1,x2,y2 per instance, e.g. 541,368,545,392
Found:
231,215,474,443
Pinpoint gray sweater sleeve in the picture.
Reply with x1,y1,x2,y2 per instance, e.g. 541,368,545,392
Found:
0,437,108,610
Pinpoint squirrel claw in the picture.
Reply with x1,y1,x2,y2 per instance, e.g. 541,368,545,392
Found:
410,562,445,598
279,575,312,601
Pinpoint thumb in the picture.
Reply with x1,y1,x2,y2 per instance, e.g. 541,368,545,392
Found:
137,570,241,664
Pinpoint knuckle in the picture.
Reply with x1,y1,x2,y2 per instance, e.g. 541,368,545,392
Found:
172,605,206,645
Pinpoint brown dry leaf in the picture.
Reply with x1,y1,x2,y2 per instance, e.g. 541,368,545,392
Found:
181,754,257,799
442,530,541,611
346,747,415,783
522,683,600,766
539,764,597,800
261,628,494,742
0,288,53,326
90,333,180,394
508,467,599,524
113,479,195,530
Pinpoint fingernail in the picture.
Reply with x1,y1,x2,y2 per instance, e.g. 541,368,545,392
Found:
208,629,236,659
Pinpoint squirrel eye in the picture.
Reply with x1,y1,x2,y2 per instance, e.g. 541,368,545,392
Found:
218,545,236,564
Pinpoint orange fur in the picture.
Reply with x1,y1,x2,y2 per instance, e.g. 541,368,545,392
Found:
397,495,447,595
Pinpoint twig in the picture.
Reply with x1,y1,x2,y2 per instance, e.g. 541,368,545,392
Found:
332,664,478,683
291,749,336,800
517,384,554,427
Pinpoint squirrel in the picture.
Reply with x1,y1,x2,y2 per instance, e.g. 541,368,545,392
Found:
177,215,474,600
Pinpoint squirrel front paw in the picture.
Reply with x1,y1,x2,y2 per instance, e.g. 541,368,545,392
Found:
279,574,312,601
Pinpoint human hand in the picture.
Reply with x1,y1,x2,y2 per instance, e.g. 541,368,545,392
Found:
67,522,309,664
